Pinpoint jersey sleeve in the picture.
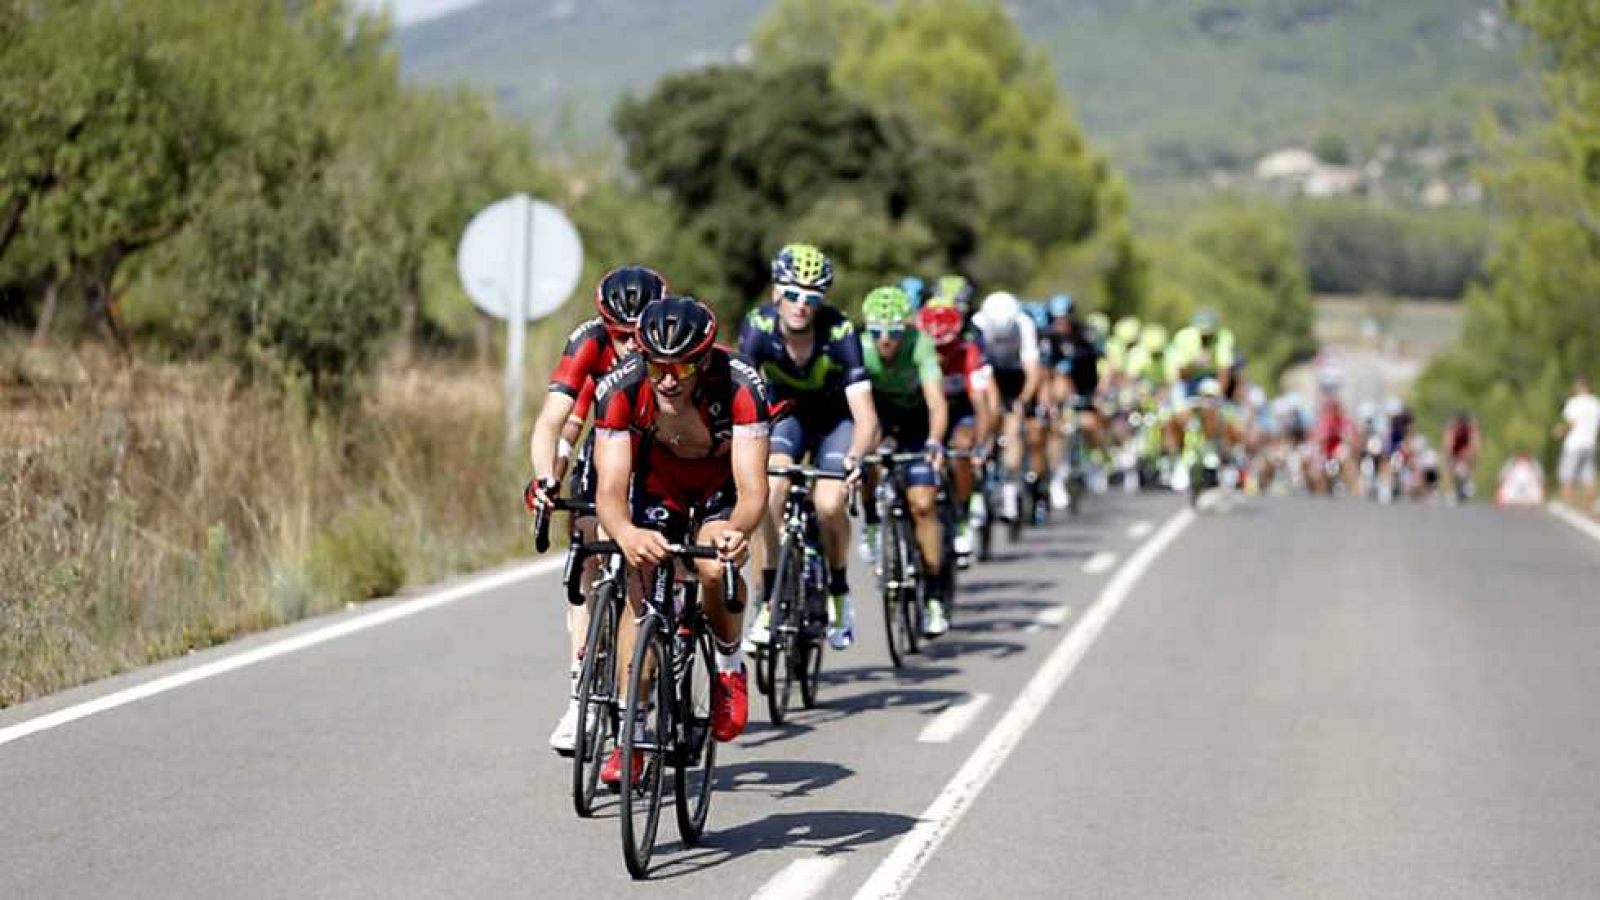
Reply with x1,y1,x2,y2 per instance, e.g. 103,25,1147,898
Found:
726,353,772,434
738,308,776,363
1018,317,1040,366
548,319,607,398
826,317,870,388
592,357,644,434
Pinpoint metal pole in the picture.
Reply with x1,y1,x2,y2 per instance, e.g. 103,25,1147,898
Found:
505,194,531,451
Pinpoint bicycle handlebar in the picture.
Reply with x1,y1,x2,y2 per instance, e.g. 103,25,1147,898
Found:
569,541,738,612
532,495,596,553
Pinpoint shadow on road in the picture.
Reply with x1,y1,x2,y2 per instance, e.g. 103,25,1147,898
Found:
738,685,967,749
922,637,1026,660
712,760,853,800
650,810,917,880
958,578,1057,596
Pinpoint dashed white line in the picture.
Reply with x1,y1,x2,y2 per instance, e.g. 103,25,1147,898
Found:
1550,501,1600,546
1034,604,1073,628
0,557,564,749
1126,520,1153,539
1083,550,1118,574
752,857,845,900
917,693,992,744
851,507,1196,900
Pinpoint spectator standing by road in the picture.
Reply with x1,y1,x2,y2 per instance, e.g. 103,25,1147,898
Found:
1556,375,1600,513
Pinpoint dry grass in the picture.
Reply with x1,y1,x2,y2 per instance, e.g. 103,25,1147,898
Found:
1,335,530,707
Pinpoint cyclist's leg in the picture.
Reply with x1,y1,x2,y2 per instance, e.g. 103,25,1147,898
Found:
694,508,750,741
949,419,977,507
754,414,803,607
811,417,856,645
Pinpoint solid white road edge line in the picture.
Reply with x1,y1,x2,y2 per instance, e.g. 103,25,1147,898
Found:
1549,501,1600,546
851,507,1196,900
1126,520,1153,539
751,857,846,900
0,557,564,749
917,693,992,744
1083,550,1118,574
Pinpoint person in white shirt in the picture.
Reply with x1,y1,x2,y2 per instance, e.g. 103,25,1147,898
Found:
1556,375,1600,511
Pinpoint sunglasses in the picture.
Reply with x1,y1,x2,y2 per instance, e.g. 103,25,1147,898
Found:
647,359,701,382
867,325,907,340
778,287,825,308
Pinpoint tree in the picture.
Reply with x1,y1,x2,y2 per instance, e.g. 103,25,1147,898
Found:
615,63,978,313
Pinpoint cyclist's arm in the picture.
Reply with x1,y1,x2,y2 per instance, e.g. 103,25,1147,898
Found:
529,391,576,483
728,433,770,536
592,428,634,544
832,322,879,461
923,377,949,447
1017,318,1042,405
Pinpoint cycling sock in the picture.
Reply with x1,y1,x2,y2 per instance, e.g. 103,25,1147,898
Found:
761,568,776,604
714,638,743,674
829,567,849,597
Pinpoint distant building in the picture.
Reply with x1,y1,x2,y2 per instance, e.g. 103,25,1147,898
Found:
1254,147,1364,198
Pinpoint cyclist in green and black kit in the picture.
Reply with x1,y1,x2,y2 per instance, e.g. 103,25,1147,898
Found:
857,286,951,636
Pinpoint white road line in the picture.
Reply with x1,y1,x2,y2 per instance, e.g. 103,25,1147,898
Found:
917,693,992,744
1126,520,1153,539
751,857,845,900
0,557,564,749
1035,604,1073,628
1082,550,1118,574
1550,501,1600,546
851,508,1195,900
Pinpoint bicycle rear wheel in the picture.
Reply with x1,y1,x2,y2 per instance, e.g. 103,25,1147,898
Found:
572,586,618,818
620,617,670,880
764,539,800,726
796,638,823,709
674,626,716,846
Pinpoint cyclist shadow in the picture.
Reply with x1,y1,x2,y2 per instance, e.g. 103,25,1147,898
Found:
922,638,1026,660
738,686,968,749
712,759,853,800
816,663,961,687
651,809,917,878
958,577,1057,596
955,596,1056,614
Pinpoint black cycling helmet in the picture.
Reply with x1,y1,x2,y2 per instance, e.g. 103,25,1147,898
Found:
594,265,669,328
636,295,717,362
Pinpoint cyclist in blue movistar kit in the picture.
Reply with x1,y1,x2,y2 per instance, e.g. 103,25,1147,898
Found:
740,243,879,651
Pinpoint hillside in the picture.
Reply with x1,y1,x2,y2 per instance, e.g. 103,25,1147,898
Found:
396,0,1543,184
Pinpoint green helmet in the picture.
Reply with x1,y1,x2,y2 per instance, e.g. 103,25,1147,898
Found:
932,274,973,310
772,243,834,291
1086,311,1111,337
861,285,913,326
1114,316,1142,344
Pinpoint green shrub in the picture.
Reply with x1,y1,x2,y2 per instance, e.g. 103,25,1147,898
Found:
309,504,406,604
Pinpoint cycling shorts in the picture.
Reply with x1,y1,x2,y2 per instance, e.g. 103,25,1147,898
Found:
631,477,737,542
878,415,937,488
770,413,853,473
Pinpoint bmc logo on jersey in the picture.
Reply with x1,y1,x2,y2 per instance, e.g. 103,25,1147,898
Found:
593,356,639,398
566,318,600,345
729,357,767,401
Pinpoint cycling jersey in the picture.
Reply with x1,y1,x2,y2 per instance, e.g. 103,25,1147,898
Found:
970,309,1039,373
1123,344,1167,386
548,317,628,421
738,304,870,417
860,329,942,418
1165,326,1237,386
1055,332,1102,406
593,347,770,519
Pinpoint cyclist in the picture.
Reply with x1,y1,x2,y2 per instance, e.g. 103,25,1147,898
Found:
856,286,952,636
591,296,771,781
971,291,1043,523
525,265,667,755
1165,309,1238,469
740,244,878,651
1050,303,1105,503
1442,411,1480,500
919,299,995,560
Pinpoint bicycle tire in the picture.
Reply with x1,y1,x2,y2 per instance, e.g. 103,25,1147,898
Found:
1007,479,1025,543
900,520,924,656
797,638,822,709
881,515,913,668
620,618,669,880
572,584,618,818
674,625,716,846
764,538,800,726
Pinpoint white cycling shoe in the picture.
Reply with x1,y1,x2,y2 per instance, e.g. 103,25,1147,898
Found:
548,696,580,756
741,603,772,654
923,601,949,638
826,594,856,650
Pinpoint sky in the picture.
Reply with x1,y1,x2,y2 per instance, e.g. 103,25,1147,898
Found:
357,0,483,26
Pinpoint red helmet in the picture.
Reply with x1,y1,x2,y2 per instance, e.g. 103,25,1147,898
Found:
918,304,963,347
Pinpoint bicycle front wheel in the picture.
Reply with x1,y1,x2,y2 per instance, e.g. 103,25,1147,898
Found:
620,617,670,880
674,626,717,846
572,585,619,818
765,538,802,726
882,520,914,667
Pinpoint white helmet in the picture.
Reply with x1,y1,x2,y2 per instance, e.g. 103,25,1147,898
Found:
979,291,1019,321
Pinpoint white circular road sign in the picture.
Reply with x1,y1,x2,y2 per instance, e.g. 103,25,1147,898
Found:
456,194,583,322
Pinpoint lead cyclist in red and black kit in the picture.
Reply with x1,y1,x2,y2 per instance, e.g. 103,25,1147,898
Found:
526,266,668,756
591,296,772,783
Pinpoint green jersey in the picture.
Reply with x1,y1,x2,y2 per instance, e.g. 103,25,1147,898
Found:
860,329,942,416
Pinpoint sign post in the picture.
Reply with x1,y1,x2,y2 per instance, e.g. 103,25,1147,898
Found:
456,194,583,451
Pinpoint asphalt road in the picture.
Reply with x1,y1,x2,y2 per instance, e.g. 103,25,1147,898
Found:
5,495,1600,898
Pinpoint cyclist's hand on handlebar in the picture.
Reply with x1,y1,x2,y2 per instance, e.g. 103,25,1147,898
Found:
924,440,945,468
618,525,671,568
714,529,749,565
523,477,558,514
842,455,863,485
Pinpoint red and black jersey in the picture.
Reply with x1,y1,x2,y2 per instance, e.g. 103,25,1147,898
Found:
594,347,771,512
935,339,991,399
548,317,625,421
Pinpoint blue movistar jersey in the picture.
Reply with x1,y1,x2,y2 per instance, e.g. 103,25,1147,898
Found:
738,304,869,417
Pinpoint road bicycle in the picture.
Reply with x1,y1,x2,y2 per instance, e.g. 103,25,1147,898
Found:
864,450,957,666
